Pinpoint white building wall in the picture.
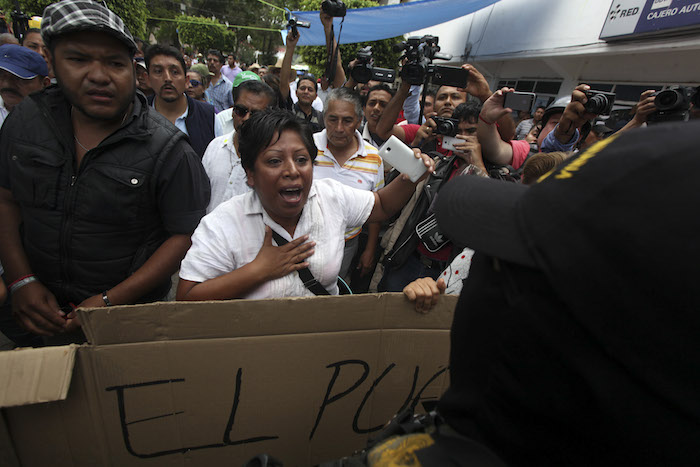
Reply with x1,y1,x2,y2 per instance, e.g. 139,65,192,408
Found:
409,0,700,101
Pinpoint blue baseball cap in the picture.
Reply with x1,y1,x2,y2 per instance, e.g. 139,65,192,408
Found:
0,44,48,79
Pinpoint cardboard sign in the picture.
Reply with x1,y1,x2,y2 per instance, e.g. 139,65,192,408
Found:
2,293,455,466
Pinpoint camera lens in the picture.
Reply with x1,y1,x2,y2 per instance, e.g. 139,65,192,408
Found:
655,89,682,112
436,119,456,136
351,66,372,84
585,94,610,114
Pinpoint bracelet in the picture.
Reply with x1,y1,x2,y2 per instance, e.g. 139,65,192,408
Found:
8,273,34,289
102,291,113,307
479,114,494,125
9,275,37,294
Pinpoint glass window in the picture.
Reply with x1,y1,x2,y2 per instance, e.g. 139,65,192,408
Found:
534,81,562,94
588,83,615,92
614,84,662,102
515,80,535,92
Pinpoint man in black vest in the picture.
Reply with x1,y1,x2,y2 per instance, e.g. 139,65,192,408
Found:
0,0,210,345
145,44,215,158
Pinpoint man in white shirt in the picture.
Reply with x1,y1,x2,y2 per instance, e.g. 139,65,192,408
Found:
201,79,276,212
214,70,261,137
313,87,384,280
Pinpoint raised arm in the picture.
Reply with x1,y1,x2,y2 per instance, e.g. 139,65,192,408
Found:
321,11,346,89
279,28,300,102
555,84,598,143
477,88,518,166
375,80,411,142
617,90,656,134
403,84,423,124
459,64,514,141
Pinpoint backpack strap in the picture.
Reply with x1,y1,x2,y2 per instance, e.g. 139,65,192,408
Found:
270,230,330,296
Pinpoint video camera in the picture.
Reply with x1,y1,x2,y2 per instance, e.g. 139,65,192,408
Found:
583,90,616,116
394,35,452,85
286,14,311,38
11,1,28,43
648,86,700,123
433,116,459,137
350,46,396,84
321,0,347,17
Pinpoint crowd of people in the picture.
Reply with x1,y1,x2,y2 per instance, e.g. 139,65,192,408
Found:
1,0,699,465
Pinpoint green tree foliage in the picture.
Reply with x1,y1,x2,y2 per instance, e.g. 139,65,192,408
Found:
181,0,292,63
297,0,403,78
176,14,237,52
0,0,147,39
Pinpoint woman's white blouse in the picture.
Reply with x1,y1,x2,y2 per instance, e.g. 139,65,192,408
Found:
179,178,375,299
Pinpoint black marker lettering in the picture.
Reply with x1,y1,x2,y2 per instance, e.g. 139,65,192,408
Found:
223,368,279,445
352,363,395,434
309,359,369,440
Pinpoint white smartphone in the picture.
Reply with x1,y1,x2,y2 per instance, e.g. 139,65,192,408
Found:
441,135,461,152
378,136,427,182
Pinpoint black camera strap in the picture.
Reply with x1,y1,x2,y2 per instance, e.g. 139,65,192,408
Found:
270,230,330,296
324,17,345,84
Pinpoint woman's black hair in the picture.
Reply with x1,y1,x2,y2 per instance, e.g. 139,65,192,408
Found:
239,109,318,172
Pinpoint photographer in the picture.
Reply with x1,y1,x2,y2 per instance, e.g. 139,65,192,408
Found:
371,102,489,293
280,28,324,132
375,64,514,154
343,57,381,101
540,84,599,153
478,84,600,169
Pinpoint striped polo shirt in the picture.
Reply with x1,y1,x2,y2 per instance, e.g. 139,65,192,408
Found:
313,129,385,240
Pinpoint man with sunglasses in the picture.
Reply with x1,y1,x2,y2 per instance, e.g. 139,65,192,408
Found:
201,79,276,212
145,45,215,159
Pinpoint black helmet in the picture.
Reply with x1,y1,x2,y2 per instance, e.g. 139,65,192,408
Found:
541,96,570,127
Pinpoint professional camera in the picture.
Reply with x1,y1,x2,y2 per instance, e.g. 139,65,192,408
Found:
286,15,310,37
648,86,700,123
433,116,459,137
394,35,451,85
321,0,347,17
583,90,616,116
350,46,396,84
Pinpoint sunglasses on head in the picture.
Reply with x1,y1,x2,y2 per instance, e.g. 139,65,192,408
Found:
188,79,202,87
233,104,261,118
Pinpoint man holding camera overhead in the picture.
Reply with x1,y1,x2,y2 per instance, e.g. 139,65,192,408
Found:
477,84,609,170
370,61,512,292
375,62,514,156
280,27,324,132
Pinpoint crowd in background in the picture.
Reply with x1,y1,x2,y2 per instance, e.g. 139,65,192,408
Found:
2,1,700,466
0,1,693,345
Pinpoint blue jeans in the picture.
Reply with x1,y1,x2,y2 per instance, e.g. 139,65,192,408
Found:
380,253,445,292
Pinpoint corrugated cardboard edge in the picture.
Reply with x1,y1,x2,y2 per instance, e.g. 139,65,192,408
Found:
79,293,458,346
0,345,78,408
